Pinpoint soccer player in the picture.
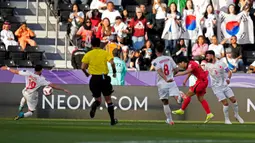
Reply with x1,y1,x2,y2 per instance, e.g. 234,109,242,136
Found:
107,48,127,86
0,65,71,120
204,50,244,124
172,57,214,123
81,38,118,126
151,45,183,125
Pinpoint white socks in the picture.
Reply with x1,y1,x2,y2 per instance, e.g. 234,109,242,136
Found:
163,105,172,121
223,105,229,120
20,97,26,107
24,112,33,118
233,102,239,116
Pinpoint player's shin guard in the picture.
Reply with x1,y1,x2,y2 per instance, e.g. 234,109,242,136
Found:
233,102,239,116
107,103,115,122
163,105,172,121
223,105,229,120
200,100,211,114
181,96,191,110
19,97,26,111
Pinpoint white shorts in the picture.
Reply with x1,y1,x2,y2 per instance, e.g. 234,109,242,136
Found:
158,82,180,100
214,86,234,102
22,90,38,111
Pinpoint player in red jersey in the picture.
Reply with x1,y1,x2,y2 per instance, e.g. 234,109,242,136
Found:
172,57,214,123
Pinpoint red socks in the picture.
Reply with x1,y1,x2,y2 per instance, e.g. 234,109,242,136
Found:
181,96,191,110
201,100,211,114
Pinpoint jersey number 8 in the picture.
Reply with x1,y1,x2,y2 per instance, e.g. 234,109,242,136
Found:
164,64,170,76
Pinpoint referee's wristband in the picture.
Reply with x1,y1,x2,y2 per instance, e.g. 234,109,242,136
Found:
113,68,117,74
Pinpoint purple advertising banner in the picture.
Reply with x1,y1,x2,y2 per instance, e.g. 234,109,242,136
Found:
0,69,254,88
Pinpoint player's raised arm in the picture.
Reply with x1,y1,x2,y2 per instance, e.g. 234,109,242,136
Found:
48,83,72,95
1,66,24,75
174,57,193,77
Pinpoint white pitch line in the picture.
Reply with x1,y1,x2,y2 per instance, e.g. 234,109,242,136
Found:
77,140,255,143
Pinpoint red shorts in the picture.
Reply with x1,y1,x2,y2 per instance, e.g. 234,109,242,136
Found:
189,80,208,96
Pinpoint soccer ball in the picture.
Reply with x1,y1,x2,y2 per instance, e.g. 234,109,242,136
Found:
179,91,187,100
43,86,53,96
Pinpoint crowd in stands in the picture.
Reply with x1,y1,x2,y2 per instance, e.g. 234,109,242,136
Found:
66,0,255,73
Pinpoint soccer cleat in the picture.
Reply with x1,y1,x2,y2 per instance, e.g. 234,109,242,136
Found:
172,109,184,115
111,119,118,126
204,113,214,123
235,115,244,124
165,119,174,125
90,102,98,118
225,119,232,125
14,112,24,120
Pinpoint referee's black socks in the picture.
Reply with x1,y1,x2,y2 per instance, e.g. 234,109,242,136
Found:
92,100,100,109
107,103,115,122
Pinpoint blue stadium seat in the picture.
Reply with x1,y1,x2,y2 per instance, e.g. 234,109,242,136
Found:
15,60,33,68
4,59,16,67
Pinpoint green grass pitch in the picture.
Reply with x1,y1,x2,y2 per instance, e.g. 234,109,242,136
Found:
0,118,255,143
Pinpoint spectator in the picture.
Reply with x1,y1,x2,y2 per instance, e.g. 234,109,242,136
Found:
71,48,86,69
192,35,208,62
89,9,101,33
114,16,128,44
140,4,156,42
223,36,244,71
107,48,127,86
168,0,186,13
90,0,107,13
129,50,140,69
208,35,224,59
201,4,217,42
101,1,121,26
0,21,18,50
105,35,121,57
163,2,182,54
129,7,147,50
69,4,84,41
122,9,131,25
222,49,238,73
96,17,115,48
15,23,36,50
141,40,153,69
76,19,94,51
192,0,210,15
152,0,167,36
247,61,255,73
172,39,187,61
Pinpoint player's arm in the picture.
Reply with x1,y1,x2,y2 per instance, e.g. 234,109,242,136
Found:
175,68,193,77
157,68,169,82
109,59,117,78
0,66,25,75
225,67,232,84
183,73,192,86
48,83,72,95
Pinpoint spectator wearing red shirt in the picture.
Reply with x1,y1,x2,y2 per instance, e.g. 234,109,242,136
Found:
129,7,147,50
90,9,101,34
96,17,115,48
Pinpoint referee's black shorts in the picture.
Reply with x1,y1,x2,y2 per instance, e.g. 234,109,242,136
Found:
89,74,113,98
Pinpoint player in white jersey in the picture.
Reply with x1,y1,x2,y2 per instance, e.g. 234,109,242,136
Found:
204,50,244,124
151,45,183,125
0,65,71,120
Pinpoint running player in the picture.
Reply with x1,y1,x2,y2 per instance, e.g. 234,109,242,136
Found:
172,57,214,123
204,50,244,124
151,45,183,125
0,65,71,120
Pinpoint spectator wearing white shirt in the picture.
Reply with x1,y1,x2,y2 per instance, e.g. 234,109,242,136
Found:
90,0,107,13
68,4,84,41
208,35,224,59
101,1,121,26
0,22,18,50
114,16,128,44
152,0,167,36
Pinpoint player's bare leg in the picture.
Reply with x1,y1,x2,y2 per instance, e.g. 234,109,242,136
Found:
229,96,244,124
197,95,214,123
161,99,174,125
19,97,26,112
172,90,195,115
220,99,231,124
104,95,118,126
90,97,102,118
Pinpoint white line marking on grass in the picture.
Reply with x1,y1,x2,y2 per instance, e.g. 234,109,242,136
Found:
77,140,255,143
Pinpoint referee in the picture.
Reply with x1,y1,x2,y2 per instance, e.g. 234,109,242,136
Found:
81,38,118,126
